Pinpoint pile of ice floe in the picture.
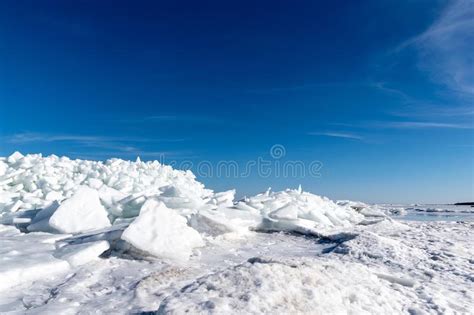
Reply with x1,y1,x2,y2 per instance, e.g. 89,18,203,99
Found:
0,152,211,215
0,153,387,263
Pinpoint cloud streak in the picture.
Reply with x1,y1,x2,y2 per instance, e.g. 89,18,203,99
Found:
247,81,369,94
1,132,197,161
380,121,474,129
332,120,473,130
4,133,184,145
388,103,474,118
118,115,227,125
402,0,474,96
1,133,187,156
308,132,364,140
370,81,412,102
370,80,474,120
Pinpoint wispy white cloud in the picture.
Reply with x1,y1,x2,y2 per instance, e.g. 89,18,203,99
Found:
1,132,187,157
370,81,474,118
118,115,226,125
4,133,184,145
146,115,227,125
7,134,112,144
308,132,364,140
144,115,186,121
247,81,367,94
370,81,412,102
388,103,474,118
380,121,473,129
399,0,474,96
329,119,474,131
1,132,196,161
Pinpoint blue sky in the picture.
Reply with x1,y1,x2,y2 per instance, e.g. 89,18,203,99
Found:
0,0,473,203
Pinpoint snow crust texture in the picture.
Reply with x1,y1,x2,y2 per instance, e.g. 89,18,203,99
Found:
159,257,409,314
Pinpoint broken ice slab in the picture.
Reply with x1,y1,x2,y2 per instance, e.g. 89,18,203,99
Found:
54,240,110,267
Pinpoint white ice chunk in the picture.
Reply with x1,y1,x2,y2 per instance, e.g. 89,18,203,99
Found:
45,191,63,202
208,189,235,207
86,178,104,190
5,200,23,213
189,208,261,236
7,151,24,164
234,201,259,213
121,200,204,261
54,240,110,267
49,187,111,234
98,185,127,207
268,203,299,220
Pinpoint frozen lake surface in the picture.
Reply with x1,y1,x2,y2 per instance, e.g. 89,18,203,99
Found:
388,204,474,222
1,220,472,314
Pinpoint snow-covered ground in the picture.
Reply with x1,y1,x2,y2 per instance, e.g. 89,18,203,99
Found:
0,153,472,314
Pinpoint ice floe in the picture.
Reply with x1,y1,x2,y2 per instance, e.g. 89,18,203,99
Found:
49,186,111,234
121,199,204,261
